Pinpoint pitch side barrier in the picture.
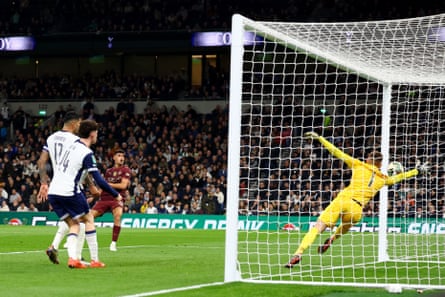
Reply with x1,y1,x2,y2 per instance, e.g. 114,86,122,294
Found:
1,212,444,234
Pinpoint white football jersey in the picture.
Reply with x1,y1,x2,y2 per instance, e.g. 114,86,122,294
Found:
45,131,98,196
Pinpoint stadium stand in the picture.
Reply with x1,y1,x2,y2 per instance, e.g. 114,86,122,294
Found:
0,1,443,218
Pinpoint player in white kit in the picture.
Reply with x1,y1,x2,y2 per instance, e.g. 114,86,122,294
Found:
40,112,99,265
38,115,121,268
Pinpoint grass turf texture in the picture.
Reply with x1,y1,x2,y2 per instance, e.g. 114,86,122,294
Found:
0,225,440,297
237,231,445,285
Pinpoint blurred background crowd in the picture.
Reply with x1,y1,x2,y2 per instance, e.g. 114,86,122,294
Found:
0,69,227,101
0,0,443,35
0,101,229,215
0,0,443,219
0,96,443,220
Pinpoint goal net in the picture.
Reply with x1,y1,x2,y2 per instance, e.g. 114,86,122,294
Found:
225,13,445,290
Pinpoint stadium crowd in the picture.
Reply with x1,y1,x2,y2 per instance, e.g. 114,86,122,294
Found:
0,0,443,220
0,100,229,215
0,0,443,35
0,69,228,101
0,97,443,220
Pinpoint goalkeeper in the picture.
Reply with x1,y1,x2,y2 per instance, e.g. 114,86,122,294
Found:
286,131,429,268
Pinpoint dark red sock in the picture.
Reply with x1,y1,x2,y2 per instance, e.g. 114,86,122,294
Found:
112,225,121,242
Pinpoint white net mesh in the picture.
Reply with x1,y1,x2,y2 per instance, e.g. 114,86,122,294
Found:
254,14,445,84
385,85,445,284
228,13,445,289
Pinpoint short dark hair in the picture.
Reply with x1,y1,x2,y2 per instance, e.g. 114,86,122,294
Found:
78,120,98,138
114,149,125,155
368,151,383,162
62,111,80,124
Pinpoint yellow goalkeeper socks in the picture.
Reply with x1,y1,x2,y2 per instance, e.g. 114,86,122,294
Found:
295,227,319,255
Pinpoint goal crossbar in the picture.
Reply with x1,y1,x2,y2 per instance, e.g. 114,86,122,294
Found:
238,14,445,85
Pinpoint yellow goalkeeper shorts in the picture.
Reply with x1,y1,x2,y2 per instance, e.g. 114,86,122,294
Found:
319,195,363,228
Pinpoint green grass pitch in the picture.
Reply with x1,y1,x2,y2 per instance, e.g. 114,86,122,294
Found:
0,225,441,297
237,231,445,286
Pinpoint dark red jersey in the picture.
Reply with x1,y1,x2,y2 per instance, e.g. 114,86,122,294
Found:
99,165,131,201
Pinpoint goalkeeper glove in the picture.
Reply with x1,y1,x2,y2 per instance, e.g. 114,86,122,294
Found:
304,131,320,140
416,160,430,175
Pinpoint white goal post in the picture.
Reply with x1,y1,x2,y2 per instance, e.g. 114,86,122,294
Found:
225,13,445,290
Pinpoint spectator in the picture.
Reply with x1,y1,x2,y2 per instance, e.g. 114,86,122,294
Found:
190,200,202,214
165,199,175,214
174,201,183,214
214,186,225,214
145,200,158,214
1,102,10,123
182,203,191,214
139,199,149,213
130,195,143,213
157,202,167,214
0,185,8,202
8,188,22,210
28,202,39,212
16,201,29,212
0,120,7,142
0,199,10,211
201,190,216,214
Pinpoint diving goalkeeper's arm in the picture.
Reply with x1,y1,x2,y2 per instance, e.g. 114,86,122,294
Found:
304,131,430,185
304,132,355,167
385,160,430,186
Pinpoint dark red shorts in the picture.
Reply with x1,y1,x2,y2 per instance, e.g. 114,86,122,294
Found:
92,199,123,215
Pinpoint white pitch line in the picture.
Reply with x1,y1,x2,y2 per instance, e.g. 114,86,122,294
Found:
0,244,222,255
0,250,43,255
118,282,225,297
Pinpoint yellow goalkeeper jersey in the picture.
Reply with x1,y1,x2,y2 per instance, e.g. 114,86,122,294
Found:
318,136,418,207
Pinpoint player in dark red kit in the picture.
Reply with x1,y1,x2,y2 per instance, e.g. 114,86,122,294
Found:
91,149,131,251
